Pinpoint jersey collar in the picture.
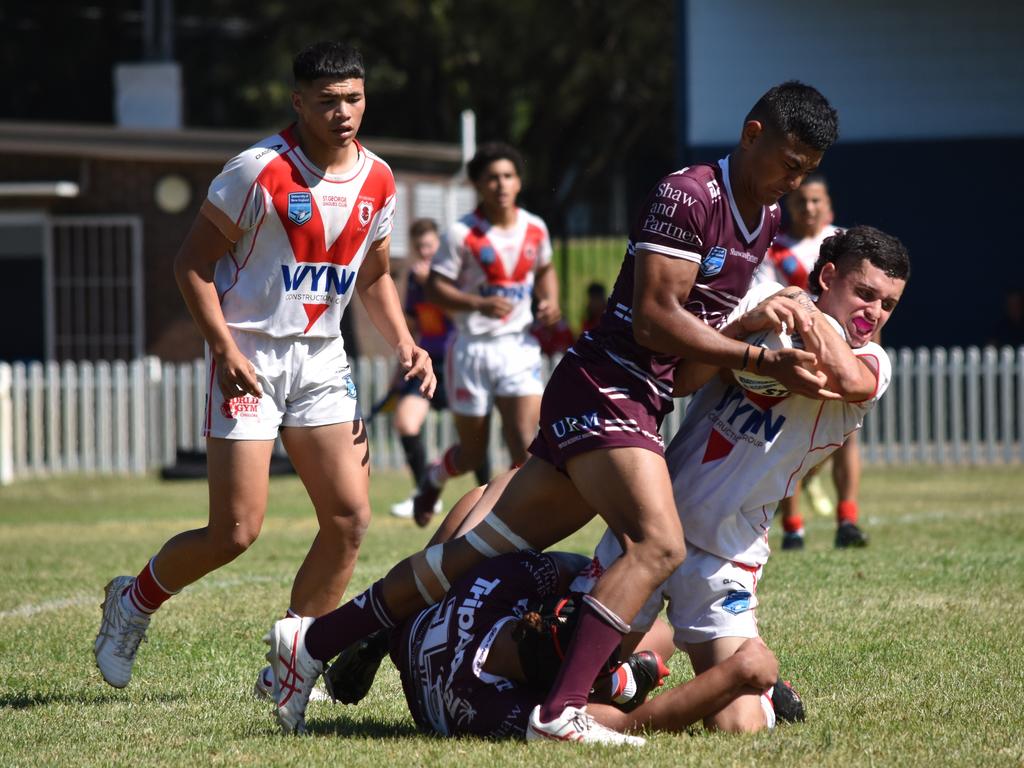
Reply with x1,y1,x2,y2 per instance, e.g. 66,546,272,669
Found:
718,156,764,245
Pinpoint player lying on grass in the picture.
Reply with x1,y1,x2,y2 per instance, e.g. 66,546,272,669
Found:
270,546,801,741
382,550,805,743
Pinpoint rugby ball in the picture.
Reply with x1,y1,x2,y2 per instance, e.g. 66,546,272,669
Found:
733,314,845,398
733,325,802,398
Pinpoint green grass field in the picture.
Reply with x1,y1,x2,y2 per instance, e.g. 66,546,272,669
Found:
2,466,1023,767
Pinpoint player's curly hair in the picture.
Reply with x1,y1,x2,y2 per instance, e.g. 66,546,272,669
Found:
747,81,839,151
293,41,365,84
467,142,525,182
808,225,911,294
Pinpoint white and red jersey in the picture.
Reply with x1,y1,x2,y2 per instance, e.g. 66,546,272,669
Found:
200,125,396,339
667,281,891,567
431,207,553,338
753,224,840,289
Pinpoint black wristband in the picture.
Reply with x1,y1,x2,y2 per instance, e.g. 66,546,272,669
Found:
741,346,750,371
756,346,767,370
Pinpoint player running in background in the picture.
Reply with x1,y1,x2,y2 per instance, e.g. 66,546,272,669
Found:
389,218,489,519
93,41,435,691
758,176,868,549
411,143,561,526
585,225,909,731
261,81,839,743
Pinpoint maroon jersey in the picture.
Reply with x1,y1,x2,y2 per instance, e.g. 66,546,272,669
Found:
575,157,781,416
390,551,562,739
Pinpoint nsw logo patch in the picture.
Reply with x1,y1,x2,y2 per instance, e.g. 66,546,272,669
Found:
721,590,754,615
699,245,727,278
287,192,313,225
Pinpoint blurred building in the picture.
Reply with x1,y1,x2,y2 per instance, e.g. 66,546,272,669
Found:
0,121,473,362
673,0,1024,348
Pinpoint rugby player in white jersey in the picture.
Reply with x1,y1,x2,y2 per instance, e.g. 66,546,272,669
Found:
410,143,560,526
582,225,909,731
93,41,435,692
756,175,869,549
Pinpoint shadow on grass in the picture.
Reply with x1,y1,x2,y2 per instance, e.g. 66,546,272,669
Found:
0,689,186,709
307,714,421,739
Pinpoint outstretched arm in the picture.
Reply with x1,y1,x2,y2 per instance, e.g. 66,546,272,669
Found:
634,251,834,399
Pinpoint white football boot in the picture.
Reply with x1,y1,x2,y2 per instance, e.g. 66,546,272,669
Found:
526,705,645,746
390,496,441,519
93,576,151,688
264,617,324,734
253,664,330,703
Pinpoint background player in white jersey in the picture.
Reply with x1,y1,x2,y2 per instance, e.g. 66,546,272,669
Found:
94,41,435,692
411,142,561,526
584,225,909,731
760,176,869,549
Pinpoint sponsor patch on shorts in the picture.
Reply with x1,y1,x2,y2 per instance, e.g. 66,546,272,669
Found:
721,590,753,615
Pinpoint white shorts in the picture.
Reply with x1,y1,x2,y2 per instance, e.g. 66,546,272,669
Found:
203,329,361,440
445,332,544,417
583,533,762,646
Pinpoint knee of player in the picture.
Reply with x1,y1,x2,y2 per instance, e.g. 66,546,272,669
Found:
625,536,686,578
707,704,769,734
734,640,779,691
213,525,260,562
320,505,371,544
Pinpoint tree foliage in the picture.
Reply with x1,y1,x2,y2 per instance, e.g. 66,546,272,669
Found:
1,0,676,227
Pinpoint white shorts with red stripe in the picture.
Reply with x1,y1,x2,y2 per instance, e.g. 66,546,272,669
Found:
203,328,361,440
445,332,543,417
573,535,762,646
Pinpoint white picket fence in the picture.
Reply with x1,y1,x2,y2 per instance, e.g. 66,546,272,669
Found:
1,346,1023,484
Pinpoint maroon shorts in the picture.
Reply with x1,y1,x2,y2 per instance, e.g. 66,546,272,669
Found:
528,351,671,472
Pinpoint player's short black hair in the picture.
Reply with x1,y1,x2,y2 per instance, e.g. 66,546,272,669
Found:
586,281,607,298
801,173,829,189
809,225,910,294
293,41,365,85
746,81,839,151
409,218,439,238
467,142,525,183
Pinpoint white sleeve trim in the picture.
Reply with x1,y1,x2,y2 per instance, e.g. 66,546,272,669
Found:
634,242,703,263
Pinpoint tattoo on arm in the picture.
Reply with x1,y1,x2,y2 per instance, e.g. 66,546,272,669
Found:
780,288,818,314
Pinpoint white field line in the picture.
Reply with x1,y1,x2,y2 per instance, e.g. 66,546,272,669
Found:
0,573,279,622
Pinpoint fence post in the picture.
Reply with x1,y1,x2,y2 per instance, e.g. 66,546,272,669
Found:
1018,347,1024,464
161,361,176,466
12,363,27,477
96,361,112,473
966,347,981,465
62,360,78,473
982,346,998,464
80,361,95,473
28,362,44,475
914,348,931,463
998,347,1014,464
45,360,61,473
950,348,964,464
898,349,914,464
130,358,147,474
932,347,948,465
113,361,130,473
0,363,12,485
